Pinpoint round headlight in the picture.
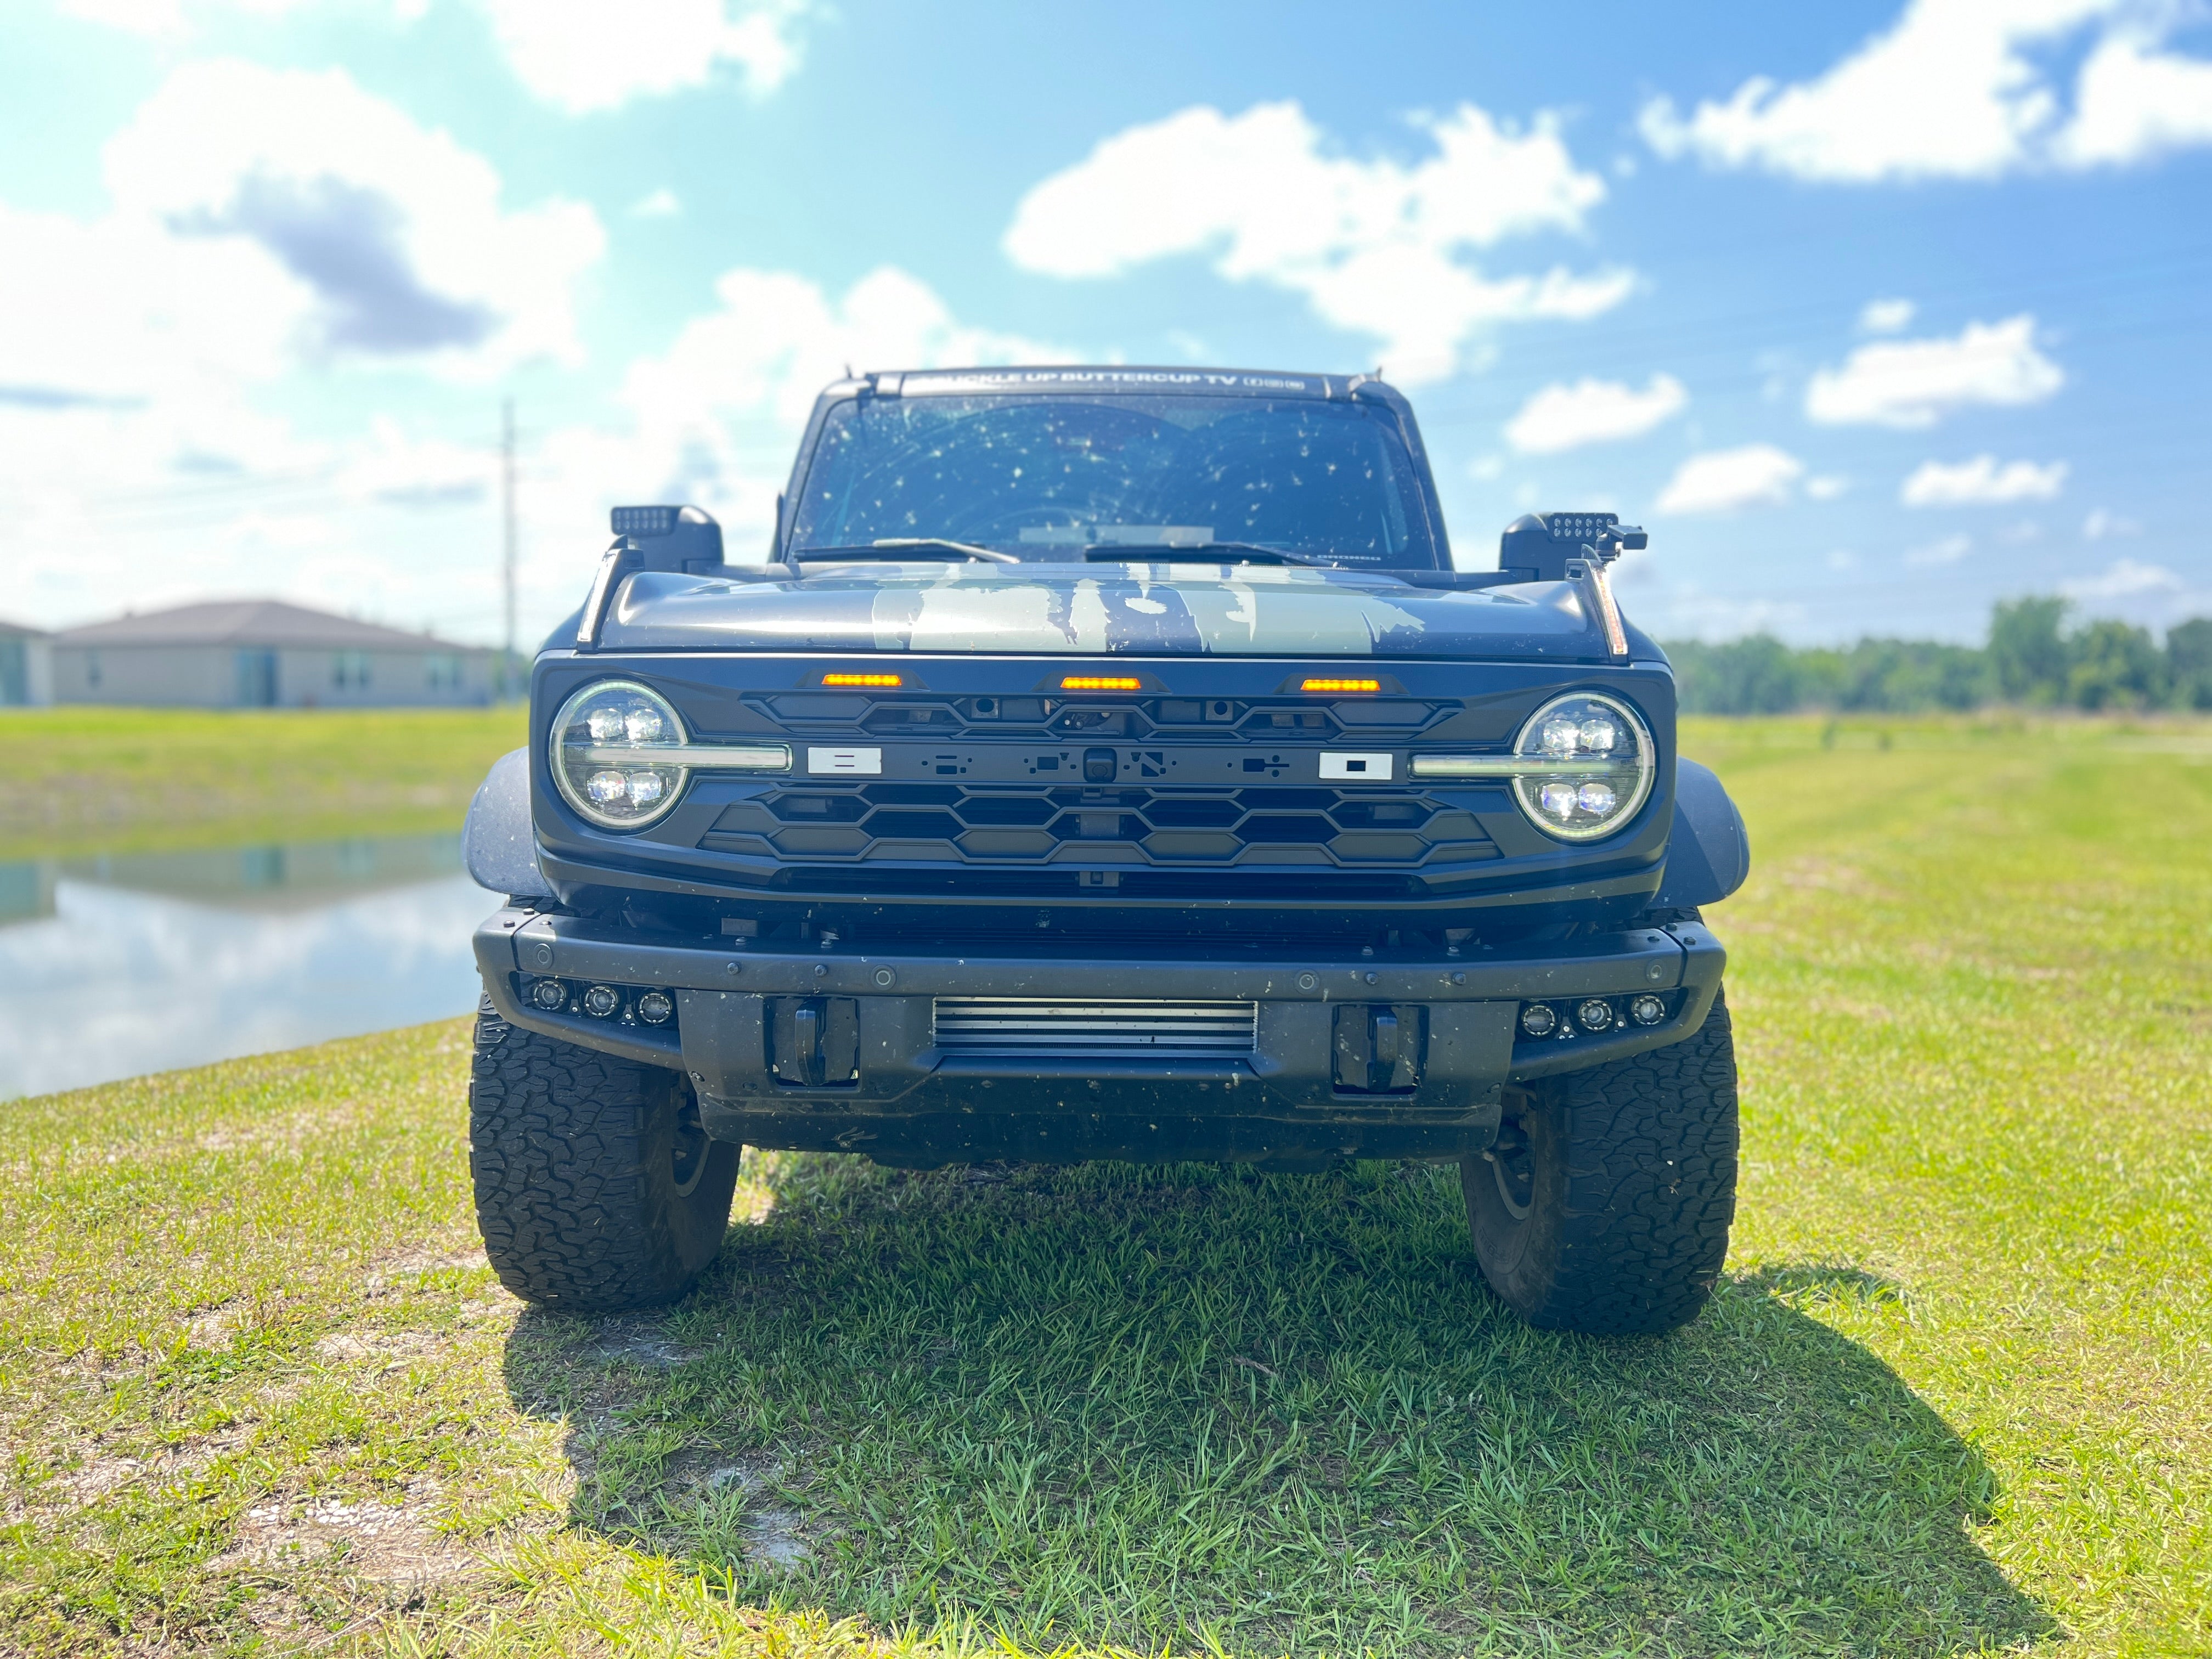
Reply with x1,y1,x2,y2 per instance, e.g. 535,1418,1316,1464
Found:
551,680,691,831
1510,692,1655,843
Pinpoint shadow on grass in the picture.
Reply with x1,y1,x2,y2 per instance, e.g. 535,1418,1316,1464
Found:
502,1154,2052,1657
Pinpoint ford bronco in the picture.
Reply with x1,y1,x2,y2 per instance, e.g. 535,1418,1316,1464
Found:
461,366,1750,1334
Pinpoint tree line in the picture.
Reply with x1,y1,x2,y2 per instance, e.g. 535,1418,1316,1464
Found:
1662,597,2212,715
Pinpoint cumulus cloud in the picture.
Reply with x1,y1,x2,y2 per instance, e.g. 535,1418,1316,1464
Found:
1805,314,2062,428
2062,556,2182,599
1655,444,1804,515
1900,454,2069,505
105,59,602,375
1503,374,1686,455
1639,0,2212,182
1858,297,1916,334
472,0,812,112
1002,100,1632,383
630,188,682,218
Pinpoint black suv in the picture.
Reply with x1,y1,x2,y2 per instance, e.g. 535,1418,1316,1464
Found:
462,366,1750,1334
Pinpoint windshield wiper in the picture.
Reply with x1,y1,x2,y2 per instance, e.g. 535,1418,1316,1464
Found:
1081,542,1331,568
792,539,1020,565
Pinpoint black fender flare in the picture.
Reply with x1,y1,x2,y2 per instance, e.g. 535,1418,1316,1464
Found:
1654,758,1750,910
464,747,554,899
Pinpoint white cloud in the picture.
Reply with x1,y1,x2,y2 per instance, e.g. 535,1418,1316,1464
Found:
1002,100,1633,383
105,59,603,376
1806,474,1849,500
1503,374,1686,455
1639,0,2212,182
1826,548,1859,571
1900,454,2069,505
1655,444,1804,515
630,188,682,218
2055,26,2212,165
2062,556,2182,599
2083,507,2143,539
472,0,811,112
1858,297,1916,334
1805,314,2062,428
0,60,606,636
1904,533,1974,566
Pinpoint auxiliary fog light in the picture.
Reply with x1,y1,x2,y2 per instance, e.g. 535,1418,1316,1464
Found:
1519,1003,1559,1038
1628,993,1668,1026
636,990,675,1025
1510,692,1655,844
582,984,621,1019
1576,998,1616,1032
529,978,567,1011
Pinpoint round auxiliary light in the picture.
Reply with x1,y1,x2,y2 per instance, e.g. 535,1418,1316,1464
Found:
530,978,567,1011
1509,692,1655,844
636,990,675,1025
551,679,691,831
582,984,621,1019
1519,1003,1559,1038
1577,998,1616,1032
1629,993,1667,1026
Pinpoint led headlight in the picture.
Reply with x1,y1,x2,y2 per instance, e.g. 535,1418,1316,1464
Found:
551,680,697,831
1508,692,1655,843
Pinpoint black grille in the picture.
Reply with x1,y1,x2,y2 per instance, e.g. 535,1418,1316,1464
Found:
701,781,1496,870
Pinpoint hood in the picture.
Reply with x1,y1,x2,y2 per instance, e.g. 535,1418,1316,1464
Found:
594,561,1643,662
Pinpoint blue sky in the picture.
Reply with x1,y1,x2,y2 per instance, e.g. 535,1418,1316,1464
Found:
2,0,2208,650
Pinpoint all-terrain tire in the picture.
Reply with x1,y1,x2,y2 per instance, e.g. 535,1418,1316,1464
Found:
469,1001,739,1312
1463,989,1737,1335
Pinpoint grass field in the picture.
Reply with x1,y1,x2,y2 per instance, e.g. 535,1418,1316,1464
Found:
1,715,2207,1656
0,706,524,860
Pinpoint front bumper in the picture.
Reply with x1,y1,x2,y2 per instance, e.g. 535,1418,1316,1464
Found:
473,907,1725,1167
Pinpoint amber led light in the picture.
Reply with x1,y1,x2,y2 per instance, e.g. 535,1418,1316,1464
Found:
1302,678,1380,693
1061,675,1142,691
821,672,901,687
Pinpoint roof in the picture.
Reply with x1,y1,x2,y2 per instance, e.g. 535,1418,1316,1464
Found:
854,366,1392,402
0,617,49,640
55,599,487,652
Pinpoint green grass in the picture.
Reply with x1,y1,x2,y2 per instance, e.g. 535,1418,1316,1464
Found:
2,715,2207,1656
0,706,524,859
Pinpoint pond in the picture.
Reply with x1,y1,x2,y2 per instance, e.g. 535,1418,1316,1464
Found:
0,835,495,1099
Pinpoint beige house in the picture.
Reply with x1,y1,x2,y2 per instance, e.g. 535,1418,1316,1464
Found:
0,618,53,706
52,600,496,708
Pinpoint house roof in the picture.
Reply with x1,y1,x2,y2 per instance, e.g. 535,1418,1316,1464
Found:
55,599,486,652
0,616,49,640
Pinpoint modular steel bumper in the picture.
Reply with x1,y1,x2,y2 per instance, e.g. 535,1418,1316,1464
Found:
473,907,1724,1164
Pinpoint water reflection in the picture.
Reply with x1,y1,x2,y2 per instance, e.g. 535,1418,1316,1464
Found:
0,834,492,1099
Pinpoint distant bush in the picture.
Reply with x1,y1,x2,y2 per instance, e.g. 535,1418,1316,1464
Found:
1665,597,2206,715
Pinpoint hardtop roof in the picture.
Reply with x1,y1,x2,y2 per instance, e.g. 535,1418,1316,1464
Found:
856,365,1389,400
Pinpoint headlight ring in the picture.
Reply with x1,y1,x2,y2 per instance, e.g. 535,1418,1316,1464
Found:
1508,691,1655,843
550,679,692,831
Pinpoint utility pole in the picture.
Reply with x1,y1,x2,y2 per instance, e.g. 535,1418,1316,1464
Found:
500,398,517,699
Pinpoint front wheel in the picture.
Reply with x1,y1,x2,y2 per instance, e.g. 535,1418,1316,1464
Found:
1463,990,1739,1334
468,1002,739,1312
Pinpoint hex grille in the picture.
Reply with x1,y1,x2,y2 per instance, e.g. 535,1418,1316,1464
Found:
934,999,1256,1055
702,782,1497,868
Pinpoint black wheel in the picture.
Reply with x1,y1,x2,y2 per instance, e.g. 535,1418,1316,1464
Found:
1463,989,1738,1334
468,1001,739,1311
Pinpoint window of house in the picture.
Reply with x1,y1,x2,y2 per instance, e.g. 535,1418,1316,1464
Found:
425,653,461,691
333,651,372,689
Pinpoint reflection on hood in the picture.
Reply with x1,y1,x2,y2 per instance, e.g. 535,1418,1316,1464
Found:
600,561,1625,661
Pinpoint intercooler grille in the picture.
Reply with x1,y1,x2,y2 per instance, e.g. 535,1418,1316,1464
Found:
933,998,1257,1056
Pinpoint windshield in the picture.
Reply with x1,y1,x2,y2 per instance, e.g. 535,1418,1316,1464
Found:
787,394,1442,569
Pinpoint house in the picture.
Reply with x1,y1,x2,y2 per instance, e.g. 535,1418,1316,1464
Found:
51,600,497,708
0,618,53,706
